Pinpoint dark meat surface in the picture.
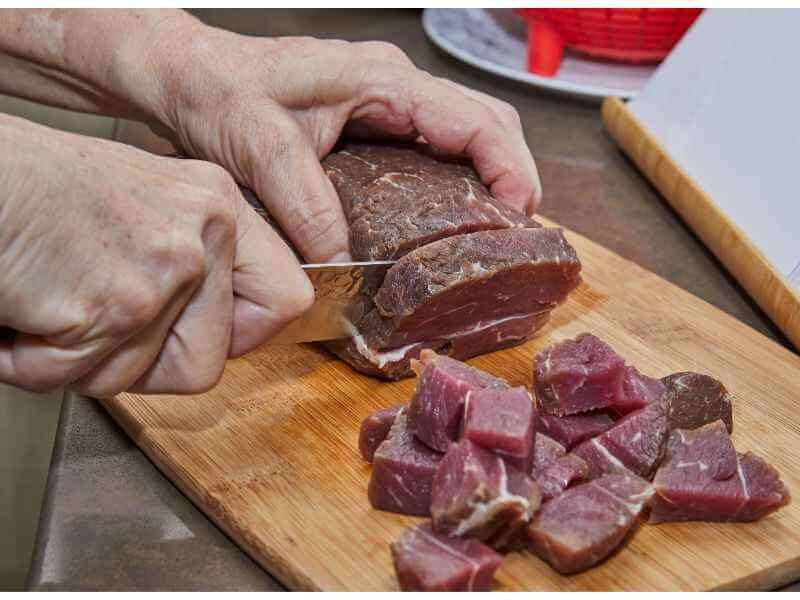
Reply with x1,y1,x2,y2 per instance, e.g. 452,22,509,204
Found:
650,421,789,523
430,440,540,547
391,522,503,591
527,473,654,574
359,405,403,462
534,333,626,416
462,386,536,473
537,411,615,451
571,398,668,480
323,143,537,261
368,409,442,516
661,372,734,433
407,350,508,452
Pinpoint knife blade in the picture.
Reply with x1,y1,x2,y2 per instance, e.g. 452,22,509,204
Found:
264,261,395,345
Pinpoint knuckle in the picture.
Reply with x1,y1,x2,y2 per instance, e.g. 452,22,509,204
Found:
360,41,411,64
273,275,315,325
288,203,343,250
496,100,522,127
110,285,163,333
167,236,207,287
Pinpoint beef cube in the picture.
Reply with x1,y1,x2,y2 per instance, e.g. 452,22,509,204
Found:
527,473,654,574
534,333,626,416
572,399,668,479
463,386,536,472
358,404,403,462
408,351,508,452
391,522,503,591
532,434,589,502
650,421,789,523
661,372,734,433
537,411,614,450
615,366,666,416
431,440,540,545
368,409,442,516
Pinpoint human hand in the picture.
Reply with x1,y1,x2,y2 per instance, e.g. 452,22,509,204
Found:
0,114,312,396
119,17,541,263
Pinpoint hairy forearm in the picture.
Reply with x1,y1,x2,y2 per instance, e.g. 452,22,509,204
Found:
0,9,201,123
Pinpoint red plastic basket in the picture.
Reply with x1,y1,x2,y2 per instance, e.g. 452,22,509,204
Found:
515,8,703,77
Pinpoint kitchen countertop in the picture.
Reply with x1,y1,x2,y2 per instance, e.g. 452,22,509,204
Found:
27,8,795,591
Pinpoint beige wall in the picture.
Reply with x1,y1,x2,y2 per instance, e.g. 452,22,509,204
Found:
0,95,116,590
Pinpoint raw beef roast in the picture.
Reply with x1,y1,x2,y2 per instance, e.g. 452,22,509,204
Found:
536,411,614,451
321,143,582,380
572,398,668,479
408,350,509,452
534,333,626,416
532,434,589,502
527,473,654,574
323,143,535,261
462,386,536,473
391,522,503,591
368,409,442,516
661,372,734,433
430,440,541,546
650,421,789,523
359,405,403,462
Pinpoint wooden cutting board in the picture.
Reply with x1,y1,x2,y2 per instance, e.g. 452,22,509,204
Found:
104,220,800,591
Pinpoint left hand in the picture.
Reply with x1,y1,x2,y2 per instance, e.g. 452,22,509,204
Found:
117,17,542,263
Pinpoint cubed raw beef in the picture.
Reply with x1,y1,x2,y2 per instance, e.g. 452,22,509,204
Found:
359,405,403,462
661,372,734,433
527,473,654,574
368,409,442,516
572,399,668,479
534,333,626,416
463,386,536,472
533,434,589,502
407,350,508,452
615,366,666,416
391,522,503,591
650,421,789,523
431,440,540,546
537,411,614,450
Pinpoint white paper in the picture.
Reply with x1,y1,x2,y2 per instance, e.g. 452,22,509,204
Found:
629,9,800,290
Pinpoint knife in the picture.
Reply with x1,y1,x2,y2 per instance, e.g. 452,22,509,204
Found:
265,261,395,345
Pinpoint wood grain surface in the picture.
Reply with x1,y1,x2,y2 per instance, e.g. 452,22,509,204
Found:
602,97,800,352
105,220,800,591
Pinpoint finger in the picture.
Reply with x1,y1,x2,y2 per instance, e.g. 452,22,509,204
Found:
0,279,171,393
353,66,540,215
227,193,315,358
242,107,352,263
436,79,542,214
67,274,200,397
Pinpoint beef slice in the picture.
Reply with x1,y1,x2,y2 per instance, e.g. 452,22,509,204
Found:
534,333,626,416
407,350,508,452
368,409,442,516
431,440,540,547
536,411,615,450
615,366,666,416
532,434,589,502
650,421,789,523
527,473,654,574
359,404,404,462
391,522,503,591
462,386,536,473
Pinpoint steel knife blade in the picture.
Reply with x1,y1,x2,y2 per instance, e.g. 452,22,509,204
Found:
264,261,395,345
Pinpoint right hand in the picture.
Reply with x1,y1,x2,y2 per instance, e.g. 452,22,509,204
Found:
0,114,313,397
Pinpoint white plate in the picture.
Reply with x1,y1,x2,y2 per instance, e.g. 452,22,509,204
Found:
422,8,657,101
